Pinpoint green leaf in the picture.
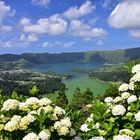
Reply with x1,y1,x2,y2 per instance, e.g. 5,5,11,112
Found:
135,129,140,137
123,123,134,130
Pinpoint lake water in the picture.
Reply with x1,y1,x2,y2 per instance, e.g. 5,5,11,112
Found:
31,62,109,101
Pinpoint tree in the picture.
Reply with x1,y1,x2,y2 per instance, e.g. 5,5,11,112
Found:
70,87,83,110
82,88,94,105
99,84,119,101
55,86,68,108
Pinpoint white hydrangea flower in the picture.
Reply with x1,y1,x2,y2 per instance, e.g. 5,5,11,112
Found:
19,102,29,111
26,114,35,123
37,106,53,114
89,137,105,140
43,105,53,113
2,99,19,111
119,129,135,136
11,115,21,123
49,113,58,121
38,129,51,140
20,114,35,130
23,132,39,140
112,105,126,116
26,97,40,109
104,97,113,103
26,97,40,105
127,95,137,104
80,124,90,132
113,96,123,103
121,92,130,99
130,73,140,82
135,111,140,121
39,98,52,106
60,117,71,127
54,121,61,129
57,126,69,136
4,120,19,132
129,82,135,91
119,83,129,92
113,134,133,140
132,64,140,74
53,106,65,116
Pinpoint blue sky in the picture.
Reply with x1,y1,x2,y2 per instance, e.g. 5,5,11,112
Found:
0,0,140,54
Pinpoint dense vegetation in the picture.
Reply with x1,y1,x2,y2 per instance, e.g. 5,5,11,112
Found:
0,69,65,96
89,64,130,82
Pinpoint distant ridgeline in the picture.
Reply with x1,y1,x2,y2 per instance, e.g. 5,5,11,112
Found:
0,47,140,69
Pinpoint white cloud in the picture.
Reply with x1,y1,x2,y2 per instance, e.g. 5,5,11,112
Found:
88,18,98,25
20,34,38,42
42,41,76,48
0,37,30,48
129,30,140,38
20,18,31,26
55,41,76,48
108,0,140,29
23,14,67,35
70,20,91,31
70,20,107,40
31,0,50,7
64,0,95,19
0,25,12,32
63,42,75,48
42,41,51,48
0,1,15,24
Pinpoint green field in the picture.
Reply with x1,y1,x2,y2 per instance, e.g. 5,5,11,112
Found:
47,77,109,102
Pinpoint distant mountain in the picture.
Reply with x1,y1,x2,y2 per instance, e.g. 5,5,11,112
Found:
0,47,140,68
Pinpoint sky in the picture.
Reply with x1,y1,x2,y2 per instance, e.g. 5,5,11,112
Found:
0,0,140,54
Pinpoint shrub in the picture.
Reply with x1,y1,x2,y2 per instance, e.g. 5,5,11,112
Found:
80,64,140,140
0,97,75,140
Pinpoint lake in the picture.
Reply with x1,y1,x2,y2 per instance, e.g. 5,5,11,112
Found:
30,62,109,101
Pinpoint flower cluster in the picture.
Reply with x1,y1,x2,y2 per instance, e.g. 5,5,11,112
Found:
0,97,74,140
23,130,51,140
54,117,74,136
80,64,140,140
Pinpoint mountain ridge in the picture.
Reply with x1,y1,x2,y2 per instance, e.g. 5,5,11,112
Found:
0,47,140,66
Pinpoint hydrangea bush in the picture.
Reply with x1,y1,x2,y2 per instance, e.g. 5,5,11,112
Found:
80,64,140,140
0,97,75,140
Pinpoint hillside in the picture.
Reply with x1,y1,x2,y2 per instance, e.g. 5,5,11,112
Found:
0,69,65,95
0,47,140,69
